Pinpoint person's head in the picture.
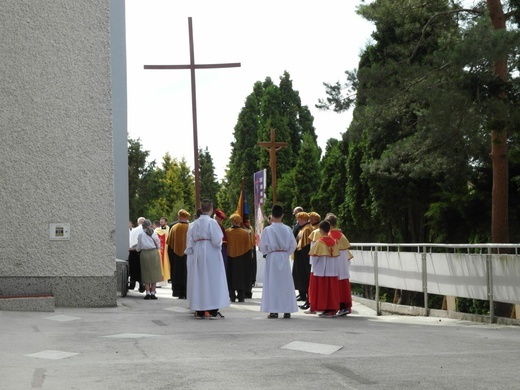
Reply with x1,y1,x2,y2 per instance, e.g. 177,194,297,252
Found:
229,213,242,227
325,213,338,228
243,215,250,227
142,219,154,235
309,212,321,225
178,209,191,221
153,220,160,229
214,209,226,222
160,217,167,227
195,208,203,219
271,204,284,220
319,220,331,235
137,217,145,226
293,206,303,218
296,212,310,226
201,199,213,215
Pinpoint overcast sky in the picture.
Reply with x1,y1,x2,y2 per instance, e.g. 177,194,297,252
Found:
125,1,375,180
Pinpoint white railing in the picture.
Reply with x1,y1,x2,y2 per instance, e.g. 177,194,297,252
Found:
349,243,520,322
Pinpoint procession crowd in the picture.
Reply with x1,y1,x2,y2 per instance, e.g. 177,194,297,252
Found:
128,200,353,319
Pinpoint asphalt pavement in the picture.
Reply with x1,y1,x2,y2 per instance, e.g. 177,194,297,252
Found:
1,285,519,390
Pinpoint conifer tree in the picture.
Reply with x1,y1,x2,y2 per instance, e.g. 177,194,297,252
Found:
226,72,318,222
198,148,219,208
318,0,520,243
128,138,158,223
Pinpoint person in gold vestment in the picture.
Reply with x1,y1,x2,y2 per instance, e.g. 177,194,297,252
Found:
154,217,170,282
225,214,251,302
166,210,190,299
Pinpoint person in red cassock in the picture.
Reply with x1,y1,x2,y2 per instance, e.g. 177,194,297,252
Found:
308,220,340,318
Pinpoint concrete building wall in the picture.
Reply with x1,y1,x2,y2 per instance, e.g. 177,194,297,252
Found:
110,0,130,262
0,1,117,307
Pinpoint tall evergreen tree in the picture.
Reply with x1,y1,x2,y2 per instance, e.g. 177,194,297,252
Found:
319,0,520,243
292,133,321,211
128,138,158,223
226,88,262,213
311,138,347,223
199,147,219,207
177,157,195,214
226,72,318,221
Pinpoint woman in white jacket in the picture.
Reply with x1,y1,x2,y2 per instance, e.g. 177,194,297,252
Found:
134,219,163,300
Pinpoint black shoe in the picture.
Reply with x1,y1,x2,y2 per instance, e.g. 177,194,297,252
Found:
150,295,157,300
295,294,301,300
238,299,245,302
283,313,291,319
144,294,151,300
299,303,310,310
139,286,146,293
267,313,278,319
297,295,306,301
245,293,252,299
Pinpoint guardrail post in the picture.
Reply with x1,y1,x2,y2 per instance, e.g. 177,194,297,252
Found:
422,246,428,316
487,250,494,323
374,246,381,316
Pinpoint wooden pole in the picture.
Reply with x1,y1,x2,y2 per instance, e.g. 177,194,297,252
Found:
144,17,241,209
258,129,288,204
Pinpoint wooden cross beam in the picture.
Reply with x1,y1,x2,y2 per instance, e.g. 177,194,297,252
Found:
258,128,288,204
144,17,241,209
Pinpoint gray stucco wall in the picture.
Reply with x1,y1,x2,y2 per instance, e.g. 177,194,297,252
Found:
0,1,116,306
111,0,130,262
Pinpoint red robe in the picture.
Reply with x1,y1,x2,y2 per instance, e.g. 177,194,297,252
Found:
329,229,353,310
308,236,340,312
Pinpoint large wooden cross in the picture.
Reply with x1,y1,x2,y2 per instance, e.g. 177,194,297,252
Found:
144,17,241,209
258,128,288,204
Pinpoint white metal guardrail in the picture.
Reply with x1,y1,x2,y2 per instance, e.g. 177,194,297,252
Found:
349,244,520,322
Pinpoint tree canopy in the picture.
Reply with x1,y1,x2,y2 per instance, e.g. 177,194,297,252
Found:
129,0,520,243
318,0,520,242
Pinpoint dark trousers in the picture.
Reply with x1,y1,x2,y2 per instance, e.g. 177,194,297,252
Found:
127,250,141,288
229,289,245,302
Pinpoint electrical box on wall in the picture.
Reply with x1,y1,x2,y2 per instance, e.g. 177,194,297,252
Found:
50,223,71,240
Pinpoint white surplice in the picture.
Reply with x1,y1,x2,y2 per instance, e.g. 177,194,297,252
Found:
259,222,298,313
185,215,230,311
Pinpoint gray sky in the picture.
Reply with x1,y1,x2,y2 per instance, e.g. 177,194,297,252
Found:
125,0,375,180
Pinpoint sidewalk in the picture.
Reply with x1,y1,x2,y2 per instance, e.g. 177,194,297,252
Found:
1,286,519,390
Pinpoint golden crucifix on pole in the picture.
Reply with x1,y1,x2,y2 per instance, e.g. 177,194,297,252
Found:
258,128,288,204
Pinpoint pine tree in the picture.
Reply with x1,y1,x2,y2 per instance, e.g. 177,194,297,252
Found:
199,148,219,208
226,72,319,222
318,0,520,243
127,138,158,223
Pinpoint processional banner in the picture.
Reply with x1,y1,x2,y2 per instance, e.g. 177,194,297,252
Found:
253,169,266,245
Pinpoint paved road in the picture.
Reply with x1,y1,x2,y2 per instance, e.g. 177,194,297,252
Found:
1,286,519,390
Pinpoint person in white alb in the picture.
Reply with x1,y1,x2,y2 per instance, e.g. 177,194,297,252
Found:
185,199,230,319
259,204,298,319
